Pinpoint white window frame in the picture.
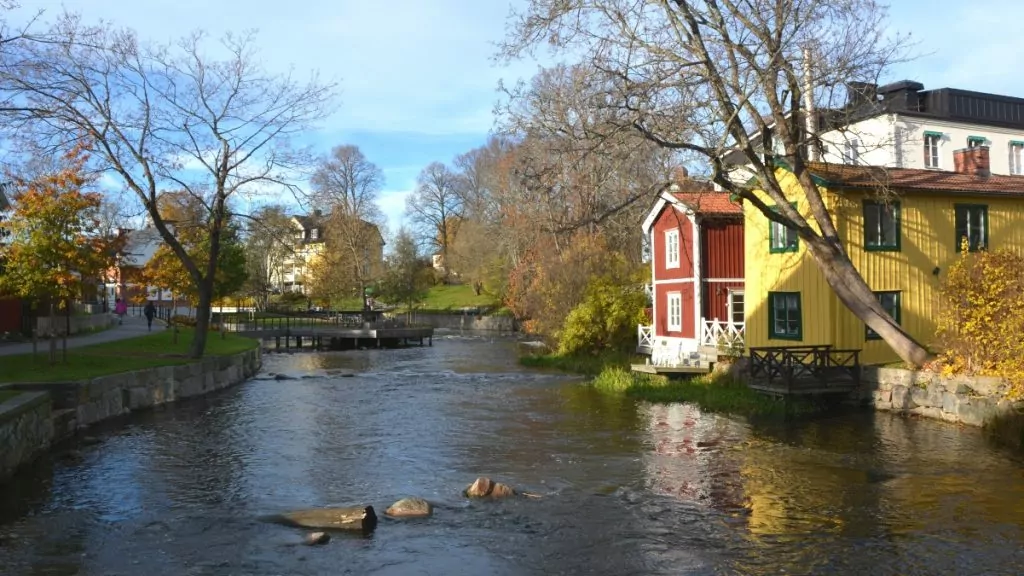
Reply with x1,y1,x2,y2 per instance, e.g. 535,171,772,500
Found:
843,139,859,163
667,292,682,332
665,228,680,269
924,133,941,169
1010,142,1023,175
728,290,745,325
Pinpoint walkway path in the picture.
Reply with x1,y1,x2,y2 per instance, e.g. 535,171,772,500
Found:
0,315,161,357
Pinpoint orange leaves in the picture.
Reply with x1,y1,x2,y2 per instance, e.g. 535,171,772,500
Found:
0,147,114,302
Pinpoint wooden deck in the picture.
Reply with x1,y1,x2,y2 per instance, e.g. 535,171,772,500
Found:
222,315,433,351
747,345,861,397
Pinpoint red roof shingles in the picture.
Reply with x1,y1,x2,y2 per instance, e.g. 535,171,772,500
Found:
670,191,743,215
804,162,1024,196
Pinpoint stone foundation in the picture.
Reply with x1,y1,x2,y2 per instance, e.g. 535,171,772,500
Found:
0,392,53,480
0,347,261,482
858,367,1020,427
410,312,517,332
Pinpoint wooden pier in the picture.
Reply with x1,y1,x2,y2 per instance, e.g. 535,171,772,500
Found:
747,345,861,397
220,311,434,352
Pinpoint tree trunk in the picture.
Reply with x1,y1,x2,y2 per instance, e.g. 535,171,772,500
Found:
804,236,932,367
189,281,214,359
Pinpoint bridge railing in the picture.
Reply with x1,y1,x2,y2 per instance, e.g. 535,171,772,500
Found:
747,345,861,393
218,310,417,333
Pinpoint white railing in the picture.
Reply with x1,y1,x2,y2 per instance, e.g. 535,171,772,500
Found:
701,319,745,349
638,325,654,349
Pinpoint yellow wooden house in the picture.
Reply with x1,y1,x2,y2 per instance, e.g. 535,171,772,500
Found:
744,146,1024,365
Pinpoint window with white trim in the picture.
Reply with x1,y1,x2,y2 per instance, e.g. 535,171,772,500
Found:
843,139,859,163
667,292,682,332
924,132,941,168
728,290,745,325
1010,142,1023,175
665,229,680,269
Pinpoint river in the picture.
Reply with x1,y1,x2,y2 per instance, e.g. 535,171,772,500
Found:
2,334,1024,575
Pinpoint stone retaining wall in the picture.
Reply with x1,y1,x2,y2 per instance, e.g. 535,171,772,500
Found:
859,366,1020,427
1,347,261,482
410,313,517,332
0,391,53,481
36,313,115,335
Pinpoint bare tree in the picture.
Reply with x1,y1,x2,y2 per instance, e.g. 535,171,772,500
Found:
242,204,294,311
306,144,386,303
501,0,930,366
0,14,336,356
407,161,463,281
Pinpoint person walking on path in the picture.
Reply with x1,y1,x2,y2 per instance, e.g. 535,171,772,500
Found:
114,298,128,325
144,301,157,331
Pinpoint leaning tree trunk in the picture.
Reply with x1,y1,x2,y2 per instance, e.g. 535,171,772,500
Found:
804,236,932,367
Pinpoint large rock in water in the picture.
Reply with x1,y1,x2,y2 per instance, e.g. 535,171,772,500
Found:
385,497,433,518
274,505,377,533
464,477,516,499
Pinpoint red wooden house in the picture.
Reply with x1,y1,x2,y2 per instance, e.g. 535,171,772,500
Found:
638,182,745,368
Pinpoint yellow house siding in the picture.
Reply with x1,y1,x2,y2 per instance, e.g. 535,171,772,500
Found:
747,167,1024,365
743,171,839,349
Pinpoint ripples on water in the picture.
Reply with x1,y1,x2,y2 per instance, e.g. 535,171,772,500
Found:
2,333,1024,575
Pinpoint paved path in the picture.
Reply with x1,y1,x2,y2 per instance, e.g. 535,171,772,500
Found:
0,315,164,357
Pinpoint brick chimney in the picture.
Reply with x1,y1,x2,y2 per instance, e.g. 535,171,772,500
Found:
953,146,990,176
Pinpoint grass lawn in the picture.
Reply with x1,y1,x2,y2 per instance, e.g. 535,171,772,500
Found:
415,284,501,312
519,350,639,376
0,328,258,384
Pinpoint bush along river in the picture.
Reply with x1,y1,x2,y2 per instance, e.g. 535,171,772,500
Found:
2,333,1024,575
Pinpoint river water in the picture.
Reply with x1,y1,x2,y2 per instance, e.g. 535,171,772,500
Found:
2,334,1024,575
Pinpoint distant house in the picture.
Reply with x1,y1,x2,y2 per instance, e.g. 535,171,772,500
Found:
103,226,178,305
272,210,385,295
744,146,1024,365
638,181,745,369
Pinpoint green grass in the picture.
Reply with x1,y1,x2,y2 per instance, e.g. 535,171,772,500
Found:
0,328,258,384
594,367,815,417
519,350,637,376
414,284,501,312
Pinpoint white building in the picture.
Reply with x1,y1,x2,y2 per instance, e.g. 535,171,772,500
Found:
726,81,1024,178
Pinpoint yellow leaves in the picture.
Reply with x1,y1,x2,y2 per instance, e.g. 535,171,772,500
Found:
936,247,1024,399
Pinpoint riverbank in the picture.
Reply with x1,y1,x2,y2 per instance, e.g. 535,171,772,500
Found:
520,351,817,417
0,337,261,482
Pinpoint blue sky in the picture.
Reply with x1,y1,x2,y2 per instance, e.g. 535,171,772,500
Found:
10,0,1024,236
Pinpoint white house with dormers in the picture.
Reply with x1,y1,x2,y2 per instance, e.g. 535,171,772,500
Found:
724,81,1024,181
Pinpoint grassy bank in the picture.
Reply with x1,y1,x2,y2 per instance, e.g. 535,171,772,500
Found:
415,284,501,312
520,350,818,417
0,329,258,384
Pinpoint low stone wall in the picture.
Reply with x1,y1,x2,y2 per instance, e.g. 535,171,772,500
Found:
860,367,1020,427
1,347,261,481
36,313,115,336
410,312,517,333
0,391,53,481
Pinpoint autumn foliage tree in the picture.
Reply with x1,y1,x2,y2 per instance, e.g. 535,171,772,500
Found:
0,149,116,359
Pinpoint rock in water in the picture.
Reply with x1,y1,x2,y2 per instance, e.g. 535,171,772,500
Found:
464,477,516,499
304,531,331,546
274,505,377,533
385,498,433,518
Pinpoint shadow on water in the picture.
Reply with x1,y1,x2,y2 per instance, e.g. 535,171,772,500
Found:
2,336,1024,575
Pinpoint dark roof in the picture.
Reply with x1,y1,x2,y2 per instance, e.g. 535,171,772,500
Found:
292,214,322,230
802,162,1024,196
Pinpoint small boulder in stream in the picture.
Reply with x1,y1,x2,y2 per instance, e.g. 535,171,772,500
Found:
464,477,517,499
269,505,377,533
304,531,331,546
385,497,433,518
274,374,296,381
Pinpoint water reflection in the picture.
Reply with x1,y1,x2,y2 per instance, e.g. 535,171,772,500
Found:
1,336,1023,575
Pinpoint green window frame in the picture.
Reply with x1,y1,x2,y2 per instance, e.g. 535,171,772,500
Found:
768,203,799,254
967,135,987,148
768,291,802,340
863,200,901,251
866,291,901,341
954,204,988,252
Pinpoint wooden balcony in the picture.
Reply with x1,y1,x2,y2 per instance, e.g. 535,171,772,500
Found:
700,319,744,349
747,345,861,397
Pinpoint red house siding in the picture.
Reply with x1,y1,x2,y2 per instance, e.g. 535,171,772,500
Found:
655,282,695,339
0,299,22,333
699,218,745,321
652,206,694,280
